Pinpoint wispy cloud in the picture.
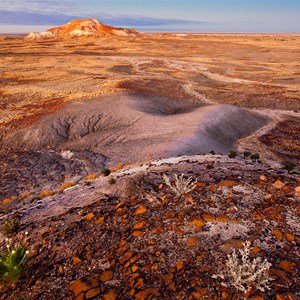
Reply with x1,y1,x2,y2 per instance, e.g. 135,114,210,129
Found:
0,10,203,28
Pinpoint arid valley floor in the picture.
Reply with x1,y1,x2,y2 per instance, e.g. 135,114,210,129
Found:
0,33,299,299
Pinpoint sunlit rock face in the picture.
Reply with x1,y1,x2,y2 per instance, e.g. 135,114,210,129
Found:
26,18,139,39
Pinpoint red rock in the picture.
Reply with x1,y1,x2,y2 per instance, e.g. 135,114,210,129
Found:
285,232,295,242
295,186,300,197
68,277,99,299
260,175,267,181
176,259,185,271
273,228,283,241
186,236,200,248
95,217,105,224
188,218,205,228
219,239,244,253
278,260,296,273
133,221,148,229
103,291,118,300
273,180,285,189
72,256,82,265
85,212,95,221
100,270,113,282
164,273,174,284
252,246,260,254
218,179,238,187
134,288,160,299
202,213,216,222
134,205,147,215
190,287,208,298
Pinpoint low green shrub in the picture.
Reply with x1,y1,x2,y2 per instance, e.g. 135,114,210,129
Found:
0,239,29,282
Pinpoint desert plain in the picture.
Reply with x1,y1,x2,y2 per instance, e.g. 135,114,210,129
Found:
0,32,299,299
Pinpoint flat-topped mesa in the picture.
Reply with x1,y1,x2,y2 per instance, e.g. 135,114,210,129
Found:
26,18,139,39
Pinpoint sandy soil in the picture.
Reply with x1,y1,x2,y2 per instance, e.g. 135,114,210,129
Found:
0,33,299,200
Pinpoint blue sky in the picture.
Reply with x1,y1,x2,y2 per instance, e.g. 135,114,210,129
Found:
0,0,299,33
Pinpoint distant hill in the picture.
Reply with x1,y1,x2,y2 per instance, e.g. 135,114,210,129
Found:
26,18,139,39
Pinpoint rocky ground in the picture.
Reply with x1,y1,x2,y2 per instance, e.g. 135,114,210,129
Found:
0,33,299,299
0,155,299,299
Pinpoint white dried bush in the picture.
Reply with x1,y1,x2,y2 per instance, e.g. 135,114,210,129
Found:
212,241,273,294
163,173,197,195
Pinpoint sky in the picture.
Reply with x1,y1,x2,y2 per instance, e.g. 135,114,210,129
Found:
0,0,299,33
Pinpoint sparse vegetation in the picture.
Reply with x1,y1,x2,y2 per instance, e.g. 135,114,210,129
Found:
228,151,238,158
283,161,296,173
1,217,20,238
84,173,98,180
109,178,117,185
0,238,29,283
163,173,197,195
59,182,75,191
243,151,252,159
250,153,260,162
212,241,273,294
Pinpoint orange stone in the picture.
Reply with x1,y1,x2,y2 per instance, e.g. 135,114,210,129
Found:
95,217,105,224
260,175,267,181
201,213,216,222
164,273,174,284
216,214,230,222
191,287,208,298
220,239,244,253
86,287,101,299
188,218,205,228
222,292,230,298
273,228,283,241
278,260,296,273
186,236,200,248
86,212,95,221
131,265,139,273
251,296,264,300
134,205,147,215
68,277,99,298
295,186,300,197
252,246,260,254
273,180,284,189
218,179,238,187
285,233,295,242
133,221,147,229
100,270,113,282
176,259,185,271
72,256,82,265
103,291,118,300
134,288,160,300
132,230,143,237
58,265,64,273
84,173,97,180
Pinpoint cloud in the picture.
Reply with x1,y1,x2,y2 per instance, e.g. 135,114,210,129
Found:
0,10,203,27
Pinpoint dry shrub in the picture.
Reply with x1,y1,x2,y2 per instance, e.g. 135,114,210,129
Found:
59,182,75,191
39,190,56,199
84,173,98,180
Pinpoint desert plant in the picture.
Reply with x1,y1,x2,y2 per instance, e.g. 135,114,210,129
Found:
283,161,296,173
250,153,260,162
228,151,238,158
163,174,197,195
0,239,29,282
109,178,116,185
1,217,20,238
212,241,273,294
243,151,252,159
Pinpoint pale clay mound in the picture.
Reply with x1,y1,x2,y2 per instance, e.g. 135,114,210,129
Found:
1,93,267,165
26,18,139,39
